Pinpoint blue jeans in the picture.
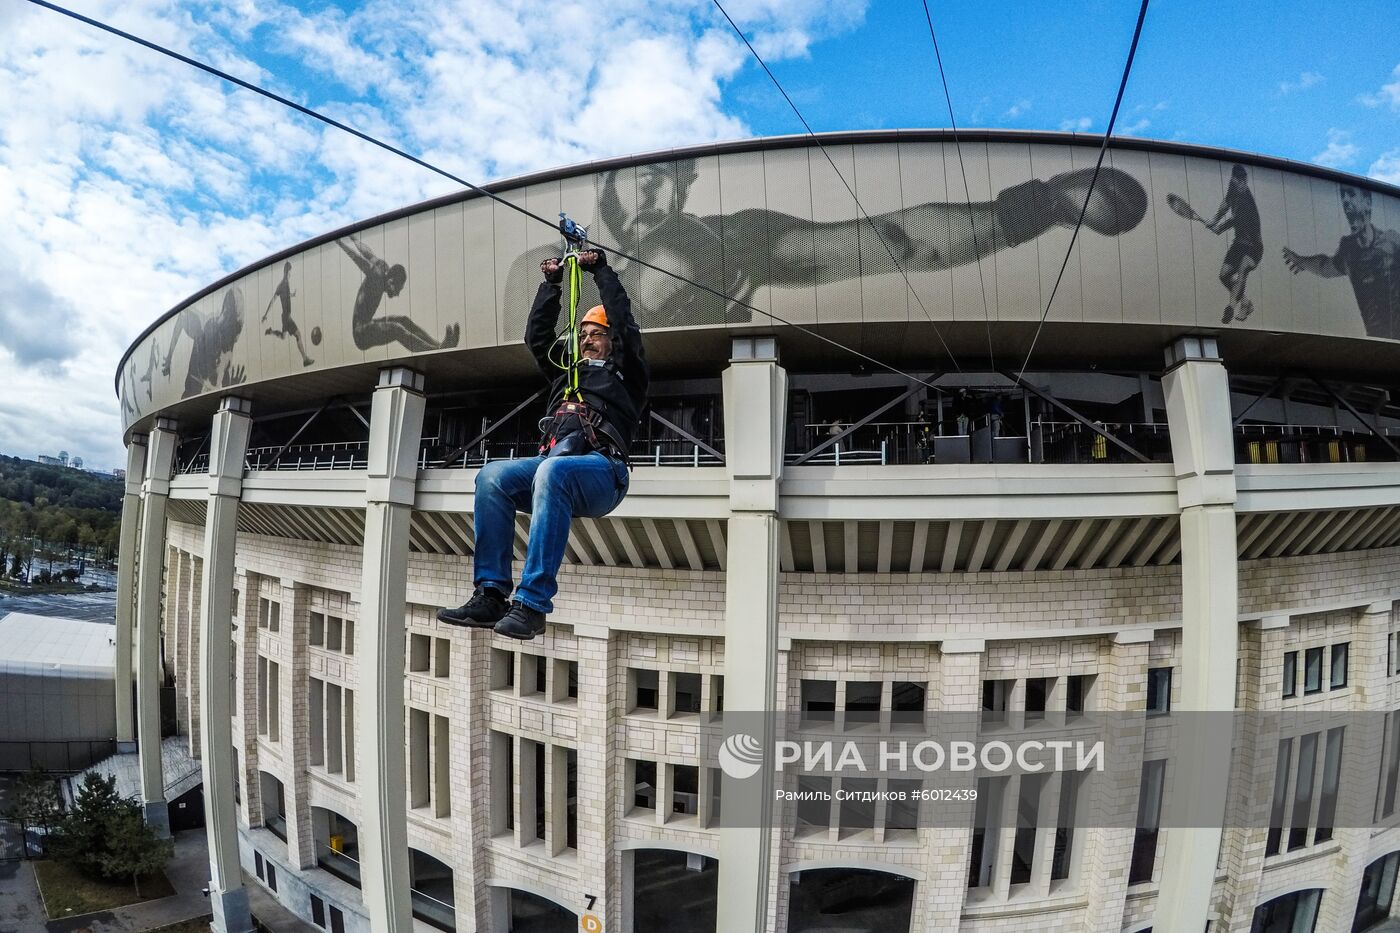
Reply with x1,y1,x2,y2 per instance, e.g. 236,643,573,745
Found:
473,453,629,614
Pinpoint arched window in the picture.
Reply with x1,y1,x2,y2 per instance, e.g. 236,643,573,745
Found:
1354,852,1400,931
409,849,455,932
631,849,717,932
788,867,915,933
1252,888,1323,933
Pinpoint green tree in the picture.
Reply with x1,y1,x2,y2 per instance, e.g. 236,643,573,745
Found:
49,772,126,878
97,807,174,897
3,767,60,855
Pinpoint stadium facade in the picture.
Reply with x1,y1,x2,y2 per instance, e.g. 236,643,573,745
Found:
113,130,1400,933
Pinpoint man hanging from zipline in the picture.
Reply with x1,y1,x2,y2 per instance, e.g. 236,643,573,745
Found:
438,246,649,639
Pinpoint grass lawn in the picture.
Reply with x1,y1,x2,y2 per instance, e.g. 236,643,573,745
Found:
32,859,176,919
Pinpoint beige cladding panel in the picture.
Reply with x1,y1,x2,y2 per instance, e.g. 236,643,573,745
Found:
1111,147,1162,326
987,142,1037,323
856,142,911,323
120,138,1400,431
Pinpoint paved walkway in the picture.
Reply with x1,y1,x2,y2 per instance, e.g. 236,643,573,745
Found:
0,828,312,933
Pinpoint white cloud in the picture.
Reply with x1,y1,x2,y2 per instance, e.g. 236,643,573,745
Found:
1120,118,1151,136
1313,128,1358,168
1059,117,1092,133
1004,99,1031,119
1360,64,1400,109
1370,149,1400,186
0,0,866,469
1279,71,1323,94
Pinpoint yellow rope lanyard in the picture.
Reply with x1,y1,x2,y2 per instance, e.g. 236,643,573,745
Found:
565,253,584,401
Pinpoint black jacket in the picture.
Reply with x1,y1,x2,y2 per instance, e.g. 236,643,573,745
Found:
526,261,649,456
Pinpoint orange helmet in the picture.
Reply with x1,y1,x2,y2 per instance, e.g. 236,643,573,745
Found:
581,305,608,329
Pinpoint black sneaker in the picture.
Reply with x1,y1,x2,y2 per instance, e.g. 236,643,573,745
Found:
437,587,509,628
494,602,547,640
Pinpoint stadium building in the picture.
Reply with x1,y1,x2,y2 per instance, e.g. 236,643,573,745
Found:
113,130,1400,933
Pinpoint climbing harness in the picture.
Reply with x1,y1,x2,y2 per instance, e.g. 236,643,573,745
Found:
538,213,620,459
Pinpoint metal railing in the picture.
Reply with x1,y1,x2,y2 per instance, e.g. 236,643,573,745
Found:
411,888,456,932
315,841,362,888
246,442,370,472
175,421,1400,475
1234,424,1400,464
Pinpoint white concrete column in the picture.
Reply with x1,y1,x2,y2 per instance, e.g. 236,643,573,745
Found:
356,367,426,933
716,337,786,933
1156,337,1238,932
136,418,178,836
196,396,255,933
115,435,148,751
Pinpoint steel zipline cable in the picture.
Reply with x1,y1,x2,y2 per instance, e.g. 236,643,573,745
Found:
917,0,995,370
1013,0,1151,383
708,0,963,374
23,0,948,393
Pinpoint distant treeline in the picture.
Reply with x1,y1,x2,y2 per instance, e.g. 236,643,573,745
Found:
0,455,123,581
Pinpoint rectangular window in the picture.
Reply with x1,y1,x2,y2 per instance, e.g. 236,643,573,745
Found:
1381,712,1400,820
343,689,355,782
1011,773,1046,885
491,648,514,690
1066,674,1093,719
844,681,882,727
711,675,724,715
1289,732,1318,851
329,906,345,933
801,680,836,723
981,679,1012,727
409,634,431,673
409,708,430,809
325,684,343,774
631,669,659,712
672,672,702,716
708,767,723,826
309,679,325,767
968,776,1008,889
1282,651,1297,699
1024,678,1050,725
1304,646,1324,694
255,851,264,880
1146,668,1172,716
1330,643,1349,689
891,682,926,728
491,731,513,835
796,775,833,831
551,659,578,702
1129,760,1165,884
343,619,354,656
256,656,269,736
886,779,922,832
311,896,326,929
566,748,578,851
268,660,280,742
532,740,546,844
520,655,544,697
433,638,450,678
632,760,657,812
1267,737,1292,856
266,862,277,892
672,765,699,817
309,612,325,647
838,777,877,831
433,715,451,818
1051,771,1083,881
1315,727,1345,843
326,616,342,652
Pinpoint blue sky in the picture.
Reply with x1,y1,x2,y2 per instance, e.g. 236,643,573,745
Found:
0,0,1397,470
